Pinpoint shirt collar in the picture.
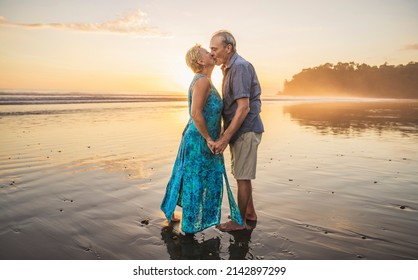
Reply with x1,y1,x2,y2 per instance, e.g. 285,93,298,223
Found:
223,52,239,71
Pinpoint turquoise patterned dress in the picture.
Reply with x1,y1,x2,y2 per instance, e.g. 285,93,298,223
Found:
161,74,243,233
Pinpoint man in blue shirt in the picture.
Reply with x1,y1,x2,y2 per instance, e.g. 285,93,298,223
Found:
210,30,264,231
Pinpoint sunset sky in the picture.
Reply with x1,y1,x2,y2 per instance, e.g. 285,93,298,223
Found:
0,0,417,95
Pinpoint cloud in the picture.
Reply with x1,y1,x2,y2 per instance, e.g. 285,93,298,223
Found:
403,43,418,50
0,10,169,37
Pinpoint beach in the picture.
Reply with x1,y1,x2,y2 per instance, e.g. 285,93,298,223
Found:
1,94,417,260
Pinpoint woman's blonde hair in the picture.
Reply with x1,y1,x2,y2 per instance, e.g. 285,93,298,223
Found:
185,44,203,73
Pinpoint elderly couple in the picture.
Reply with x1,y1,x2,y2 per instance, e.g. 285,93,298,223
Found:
161,30,264,233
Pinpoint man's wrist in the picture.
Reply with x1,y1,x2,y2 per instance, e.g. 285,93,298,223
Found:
221,133,231,143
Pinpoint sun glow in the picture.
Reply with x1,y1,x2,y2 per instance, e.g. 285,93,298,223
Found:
170,57,193,91
171,58,223,94
211,67,223,93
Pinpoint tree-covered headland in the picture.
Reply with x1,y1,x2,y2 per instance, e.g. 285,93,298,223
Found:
281,62,418,98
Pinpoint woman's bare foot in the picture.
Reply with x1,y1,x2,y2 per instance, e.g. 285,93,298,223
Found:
216,221,246,232
171,214,180,223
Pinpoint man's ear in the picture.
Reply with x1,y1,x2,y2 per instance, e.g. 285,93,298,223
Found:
226,44,233,54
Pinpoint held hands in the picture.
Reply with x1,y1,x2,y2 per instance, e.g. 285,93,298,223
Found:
214,137,229,154
207,135,229,155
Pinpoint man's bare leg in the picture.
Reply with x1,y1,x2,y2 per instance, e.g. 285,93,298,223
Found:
227,192,257,221
245,191,257,221
217,179,252,231
237,179,252,221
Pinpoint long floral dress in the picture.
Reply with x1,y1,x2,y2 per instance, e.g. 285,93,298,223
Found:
160,74,243,233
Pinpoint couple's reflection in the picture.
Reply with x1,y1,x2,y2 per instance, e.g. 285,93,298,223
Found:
161,221,256,260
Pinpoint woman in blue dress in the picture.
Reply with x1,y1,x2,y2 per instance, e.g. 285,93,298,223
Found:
161,44,243,233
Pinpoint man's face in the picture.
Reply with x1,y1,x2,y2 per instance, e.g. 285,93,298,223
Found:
210,35,229,66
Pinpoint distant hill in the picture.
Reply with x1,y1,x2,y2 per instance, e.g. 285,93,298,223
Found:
280,62,418,98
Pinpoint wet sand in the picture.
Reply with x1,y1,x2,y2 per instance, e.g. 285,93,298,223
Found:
1,98,417,259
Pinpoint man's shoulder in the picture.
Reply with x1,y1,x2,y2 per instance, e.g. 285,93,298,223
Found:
233,53,250,66
230,54,253,73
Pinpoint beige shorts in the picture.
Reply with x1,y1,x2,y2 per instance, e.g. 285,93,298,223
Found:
230,132,262,180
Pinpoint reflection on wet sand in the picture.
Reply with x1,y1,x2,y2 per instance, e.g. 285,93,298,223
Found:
161,221,257,260
161,226,221,260
228,221,257,260
283,101,418,136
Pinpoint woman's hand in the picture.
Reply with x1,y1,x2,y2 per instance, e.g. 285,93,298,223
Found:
206,139,216,154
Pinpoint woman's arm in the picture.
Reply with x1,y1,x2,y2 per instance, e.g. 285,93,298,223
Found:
191,76,215,153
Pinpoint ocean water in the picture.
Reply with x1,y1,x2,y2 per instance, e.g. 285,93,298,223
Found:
0,91,187,105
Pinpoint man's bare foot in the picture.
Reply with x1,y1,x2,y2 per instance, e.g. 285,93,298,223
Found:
227,214,257,222
245,213,257,222
216,221,247,232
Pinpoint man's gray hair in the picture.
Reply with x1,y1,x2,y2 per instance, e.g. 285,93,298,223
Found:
212,30,236,52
